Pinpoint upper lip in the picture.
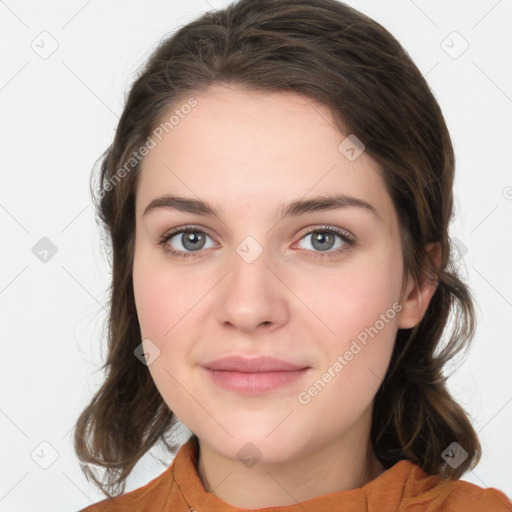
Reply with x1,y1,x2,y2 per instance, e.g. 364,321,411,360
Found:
203,356,309,372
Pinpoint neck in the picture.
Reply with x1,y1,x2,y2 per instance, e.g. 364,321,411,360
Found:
196,419,384,508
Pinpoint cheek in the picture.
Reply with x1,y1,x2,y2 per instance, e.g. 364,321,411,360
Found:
132,248,212,394
132,268,171,339
298,281,399,421
305,249,402,344
132,251,194,413
132,244,202,340
298,249,401,397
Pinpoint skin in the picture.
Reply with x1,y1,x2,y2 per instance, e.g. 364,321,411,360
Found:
132,83,439,508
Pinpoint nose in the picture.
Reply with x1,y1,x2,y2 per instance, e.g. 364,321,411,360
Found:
215,243,289,333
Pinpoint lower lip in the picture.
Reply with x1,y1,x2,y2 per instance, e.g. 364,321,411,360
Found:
203,367,310,395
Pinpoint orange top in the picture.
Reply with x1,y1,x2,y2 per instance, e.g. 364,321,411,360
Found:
80,437,511,511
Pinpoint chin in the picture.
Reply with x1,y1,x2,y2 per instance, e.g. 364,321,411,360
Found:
197,421,312,465
218,438,298,465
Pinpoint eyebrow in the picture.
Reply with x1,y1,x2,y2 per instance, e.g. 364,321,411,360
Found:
142,193,381,221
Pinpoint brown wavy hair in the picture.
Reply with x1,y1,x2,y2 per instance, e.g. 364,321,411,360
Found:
75,0,481,498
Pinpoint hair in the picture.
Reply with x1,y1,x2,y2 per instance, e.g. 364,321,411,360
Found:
74,0,481,498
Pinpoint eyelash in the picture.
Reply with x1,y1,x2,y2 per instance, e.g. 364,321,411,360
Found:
158,224,356,260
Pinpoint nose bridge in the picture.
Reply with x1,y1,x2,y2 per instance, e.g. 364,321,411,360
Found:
229,232,272,299
215,232,286,330
231,235,270,285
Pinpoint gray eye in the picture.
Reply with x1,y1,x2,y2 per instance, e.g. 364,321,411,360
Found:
298,231,346,252
168,230,214,253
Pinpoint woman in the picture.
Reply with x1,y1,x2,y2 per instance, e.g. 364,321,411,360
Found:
74,0,512,510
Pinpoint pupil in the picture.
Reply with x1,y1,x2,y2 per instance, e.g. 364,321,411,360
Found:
183,232,204,250
313,232,333,251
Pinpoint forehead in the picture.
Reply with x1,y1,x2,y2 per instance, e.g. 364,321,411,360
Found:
136,84,396,232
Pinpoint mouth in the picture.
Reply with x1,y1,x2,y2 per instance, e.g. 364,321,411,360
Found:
202,355,311,395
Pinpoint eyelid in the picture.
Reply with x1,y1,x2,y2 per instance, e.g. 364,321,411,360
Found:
163,223,215,239
295,224,354,242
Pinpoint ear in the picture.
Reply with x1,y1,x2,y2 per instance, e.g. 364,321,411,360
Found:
397,242,441,329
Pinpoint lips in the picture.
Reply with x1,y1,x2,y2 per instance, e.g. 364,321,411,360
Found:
203,355,308,372
201,355,311,395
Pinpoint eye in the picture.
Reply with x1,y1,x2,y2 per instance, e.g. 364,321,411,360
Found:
294,225,355,258
158,225,216,259
158,224,355,259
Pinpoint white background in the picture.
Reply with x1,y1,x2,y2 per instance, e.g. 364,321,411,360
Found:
1,0,511,510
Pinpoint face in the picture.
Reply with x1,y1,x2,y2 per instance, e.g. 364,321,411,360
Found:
132,83,413,464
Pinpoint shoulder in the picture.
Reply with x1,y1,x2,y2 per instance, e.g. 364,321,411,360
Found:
78,465,175,512
433,479,512,511
77,437,198,512
390,460,512,511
